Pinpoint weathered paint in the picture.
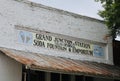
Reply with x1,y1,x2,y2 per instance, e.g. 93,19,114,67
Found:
0,0,113,64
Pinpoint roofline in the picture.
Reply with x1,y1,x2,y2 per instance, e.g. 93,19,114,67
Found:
15,0,104,23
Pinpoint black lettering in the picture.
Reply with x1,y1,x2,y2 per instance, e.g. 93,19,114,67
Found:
47,43,54,49
68,48,72,52
36,34,42,40
35,34,52,41
89,51,93,55
33,40,45,47
33,39,38,46
47,43,67,51
75,41,91,49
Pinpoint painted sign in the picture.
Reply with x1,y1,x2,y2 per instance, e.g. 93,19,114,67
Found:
18,30,104,57
93,45,104,57
18,30,33,45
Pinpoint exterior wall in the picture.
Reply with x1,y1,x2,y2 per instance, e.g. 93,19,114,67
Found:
0,0,113,64
0,52,22,81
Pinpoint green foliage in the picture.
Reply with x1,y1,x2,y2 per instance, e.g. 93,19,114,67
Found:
95,0,120,39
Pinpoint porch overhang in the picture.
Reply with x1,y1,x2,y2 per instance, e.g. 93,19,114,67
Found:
0,47,120,79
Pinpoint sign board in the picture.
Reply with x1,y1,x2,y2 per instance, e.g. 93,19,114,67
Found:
18,30,105,57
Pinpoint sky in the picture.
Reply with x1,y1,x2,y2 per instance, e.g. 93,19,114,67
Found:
29,0,103,20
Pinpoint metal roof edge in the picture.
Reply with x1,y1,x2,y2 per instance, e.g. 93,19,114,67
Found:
0,47,120,79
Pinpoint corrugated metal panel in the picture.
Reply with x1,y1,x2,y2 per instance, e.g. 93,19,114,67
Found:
0,47,120,79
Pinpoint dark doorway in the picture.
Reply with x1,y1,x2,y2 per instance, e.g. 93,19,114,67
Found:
113,40,120,67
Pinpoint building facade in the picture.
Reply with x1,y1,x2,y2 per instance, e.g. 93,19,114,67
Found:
0,0,120,81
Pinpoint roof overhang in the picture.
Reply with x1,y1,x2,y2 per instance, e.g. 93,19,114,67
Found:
0,47,120,79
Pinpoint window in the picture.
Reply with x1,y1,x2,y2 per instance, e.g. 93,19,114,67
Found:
51,73,60,81
23,69,45,81
62,74,71,81
75,75,84,81
85,76,93,81
23,70,94,81
22,68,95,81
